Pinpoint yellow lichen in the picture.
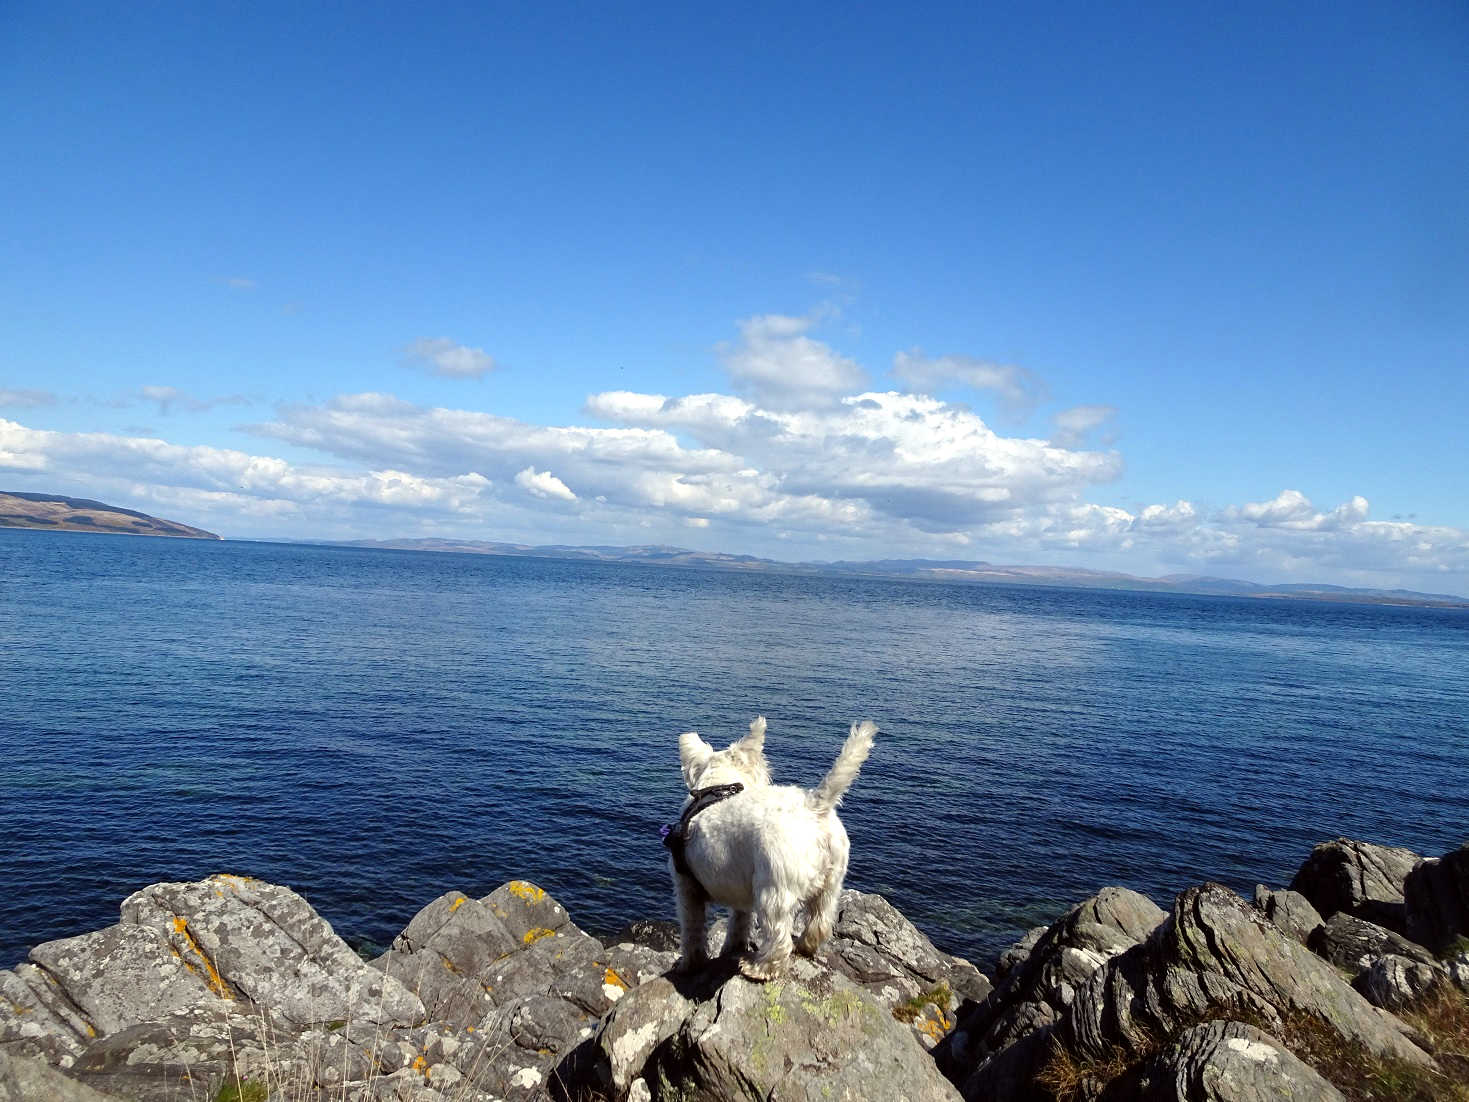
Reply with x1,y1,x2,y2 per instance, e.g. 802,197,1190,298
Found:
508,881,545,903
604,967,628,990
522,927,556,945
448,896,467,913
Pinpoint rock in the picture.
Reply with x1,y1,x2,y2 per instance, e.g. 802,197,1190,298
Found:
0,1046,122,1102
1061,883,1433,1071
613,919,681,953
1252,885,1324,945
121,875,425,1026
1101,1019,1346,1102
26,924,220,1037
1359,954,1453,1011
1404,843,1469,955
586,956,961,1101
1308,912,1437,974
1289,838,1420,933
0,962,99,1065
820,889,991,1047
941,886,1165,1086
995,927,1046,981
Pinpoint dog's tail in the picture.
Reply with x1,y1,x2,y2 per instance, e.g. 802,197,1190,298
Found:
808,720,878,814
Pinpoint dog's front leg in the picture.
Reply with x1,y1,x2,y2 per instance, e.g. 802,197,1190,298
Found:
673,870,709,972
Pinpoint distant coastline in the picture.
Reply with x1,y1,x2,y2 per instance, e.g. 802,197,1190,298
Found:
316,536,1469,608
0,491,219,540
6,488,1461,606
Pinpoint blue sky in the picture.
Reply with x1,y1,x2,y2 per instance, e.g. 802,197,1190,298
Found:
2,2,1466,591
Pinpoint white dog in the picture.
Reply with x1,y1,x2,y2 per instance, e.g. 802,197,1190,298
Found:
667,715,877,981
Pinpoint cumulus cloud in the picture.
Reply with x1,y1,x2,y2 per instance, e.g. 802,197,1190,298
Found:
892,350,1049,418
402,338,497,379
0,418,494,528
515,466,576,501
1231,489,1370,531
718,314,868,409
0,388,57,409
1052,404,1118,448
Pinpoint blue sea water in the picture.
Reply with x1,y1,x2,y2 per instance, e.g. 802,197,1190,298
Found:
2,528,1467,971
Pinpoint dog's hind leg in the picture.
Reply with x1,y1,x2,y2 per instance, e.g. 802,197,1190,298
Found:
796,874,841,956
739,890,795,982
673,871,709,972
723,909,753,957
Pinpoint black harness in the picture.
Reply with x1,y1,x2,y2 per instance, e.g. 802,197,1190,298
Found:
661,782,744,878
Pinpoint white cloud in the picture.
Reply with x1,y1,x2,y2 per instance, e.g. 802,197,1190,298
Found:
1051,404,1118,447
892,350,1049,418
717,314,868,409
0,388,57,409
515,466,576,501
402,338,497,379
224,276,256,290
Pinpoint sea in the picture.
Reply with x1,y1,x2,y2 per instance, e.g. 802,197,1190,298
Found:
3,528,1467,971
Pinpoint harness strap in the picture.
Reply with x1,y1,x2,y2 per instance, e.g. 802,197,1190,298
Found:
661,782,744,879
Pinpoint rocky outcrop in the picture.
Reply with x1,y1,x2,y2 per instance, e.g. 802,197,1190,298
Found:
1289,838,1420,933
938,886,1166,1086
2,837,1466,1102
1404,842,1469,955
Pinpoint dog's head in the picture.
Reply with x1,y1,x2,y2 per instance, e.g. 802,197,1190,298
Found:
678,715,771,792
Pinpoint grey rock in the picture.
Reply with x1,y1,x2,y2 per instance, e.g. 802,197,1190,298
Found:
1308,912,1436,974
1102,1019,1346,1102
1404,843,1469,956
0,1046,122,1102
1359,953,1452,1011
613,919,681,953
589,956,960,1101
1450,950,1469,993
27,924,220,1036
995,927,1046,981
0,963,96,1065
1251,885,1324,945
482,879,575,942
587,972,697,1097
1289,838,1420,933
820,889,991,1047
121,875,425,1026
1062,883,1434,1071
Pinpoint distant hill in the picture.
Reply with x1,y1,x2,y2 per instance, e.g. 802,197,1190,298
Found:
0,491,220,539
327,537,1468,607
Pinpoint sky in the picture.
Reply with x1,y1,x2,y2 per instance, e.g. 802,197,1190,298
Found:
2,2,1466,592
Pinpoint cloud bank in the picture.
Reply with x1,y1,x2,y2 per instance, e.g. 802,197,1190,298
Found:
2,314,1464,592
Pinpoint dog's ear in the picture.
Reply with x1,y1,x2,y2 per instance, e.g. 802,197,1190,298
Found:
733,715,766,755
678,731,713,790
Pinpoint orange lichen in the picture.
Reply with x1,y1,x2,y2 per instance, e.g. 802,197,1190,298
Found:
448,896,467,913
604,967,628,990
170,916,231,999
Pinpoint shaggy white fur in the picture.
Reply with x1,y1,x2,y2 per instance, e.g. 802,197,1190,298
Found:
672,715,878,981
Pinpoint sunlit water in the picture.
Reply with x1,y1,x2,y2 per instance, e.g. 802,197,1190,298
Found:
3,529,1467,969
